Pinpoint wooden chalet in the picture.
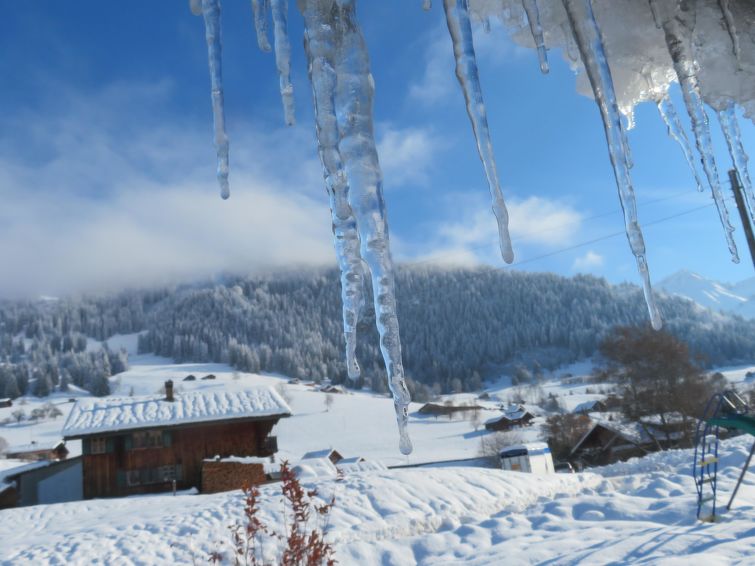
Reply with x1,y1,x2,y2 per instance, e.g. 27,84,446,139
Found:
4,440,69,462
572,400,608,415
484,408,535,431
62,381,291,499
301,448,344,465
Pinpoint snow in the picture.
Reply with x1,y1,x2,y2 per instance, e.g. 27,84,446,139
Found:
2,434,755,564
62,387,291,438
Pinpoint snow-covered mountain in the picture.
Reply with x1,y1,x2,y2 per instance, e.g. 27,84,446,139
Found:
658,270,755,318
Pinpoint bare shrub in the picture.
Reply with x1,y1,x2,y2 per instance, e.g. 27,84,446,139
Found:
478,431,524,464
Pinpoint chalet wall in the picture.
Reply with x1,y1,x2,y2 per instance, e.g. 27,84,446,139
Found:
81,418,279,499
201,461,266,494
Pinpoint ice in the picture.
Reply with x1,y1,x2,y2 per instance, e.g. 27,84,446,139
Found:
718,0,742,68
423,0,432,11
657,94,704,192
443,0,515,264
522,0,549,74
562,0,662,330
719,103,755,221
300,0,412,455
301,0,365,383
251,0,272,52
189,0,202,16
200,0,230,200
653,0,739,263
271,0,295,126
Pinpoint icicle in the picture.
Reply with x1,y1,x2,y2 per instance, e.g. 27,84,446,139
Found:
654,1,739,263
482,17,491,34
562,0,662,330
301,0,413,455
561,22,579,63
657,95,704,192
201,0,230,200
270,0,295,126
423,0,432,11
189,0,202,16
300,0,364,383
522,0,549,74
718,0,742,68
443,0,515,264
719,103,755,222
251,0,272,53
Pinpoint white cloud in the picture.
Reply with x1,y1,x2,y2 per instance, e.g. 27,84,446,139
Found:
0,82,336,298
572,250,604,271
398,192,583,266
377,125,441,188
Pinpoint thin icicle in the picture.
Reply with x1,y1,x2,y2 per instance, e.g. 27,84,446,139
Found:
522,0,549,74
657,94,705,192
189,0,202,16
563,0,662,330
251,0,272,53
718,0,742,68
653,0,739,263
719,103,755,222
300,0,364,383
423,0,432,11
201,0,230,200
271,0,295,126
301,0,413,455
443,0,514,264
561,21,579,63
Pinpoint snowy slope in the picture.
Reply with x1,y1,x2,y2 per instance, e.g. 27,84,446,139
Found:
657,270,750,315
1,434,754,564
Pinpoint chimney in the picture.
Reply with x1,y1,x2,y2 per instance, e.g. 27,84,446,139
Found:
165,380,174,402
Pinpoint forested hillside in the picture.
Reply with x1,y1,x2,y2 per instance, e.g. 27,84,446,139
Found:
2,267,755,398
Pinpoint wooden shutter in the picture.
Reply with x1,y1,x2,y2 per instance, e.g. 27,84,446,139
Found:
162,430,172,448
82,438,90,455
124,434,132,451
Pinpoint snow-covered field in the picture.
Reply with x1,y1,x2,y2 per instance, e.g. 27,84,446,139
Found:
2,336,755,564
1,434,754,564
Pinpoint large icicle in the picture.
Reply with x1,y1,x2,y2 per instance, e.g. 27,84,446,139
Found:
653,0,739,263
718,0,742,68
302,0,413,455
270,0,295,126
189,0,202,16
201,0,230,200
719,103,755,222
657,95,704,192
443,0,515,264
423,0,432,11
300,0,365,383
563,0,662,330
522,0,549,74
251,0,272,53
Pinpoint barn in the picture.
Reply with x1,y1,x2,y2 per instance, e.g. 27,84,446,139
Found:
484,408,536,431
62,381,291,499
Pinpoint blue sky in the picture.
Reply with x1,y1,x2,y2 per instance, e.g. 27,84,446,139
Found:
0,1,754,298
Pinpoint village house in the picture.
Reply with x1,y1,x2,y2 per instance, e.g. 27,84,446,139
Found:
572,399,608,415
301,448,344,465
4,440,69,462
484,405,536,432
62,381,291,499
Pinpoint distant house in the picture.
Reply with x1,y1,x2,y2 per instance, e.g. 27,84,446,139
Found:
62,380,291,499
301,448,344,465
418,403,483,417
201,374,216,380
569,422,649,467
572,400,608,415
320,385,347,394
0,398,12,408
183,375,196,381
4,440,69,462
485,408,535,432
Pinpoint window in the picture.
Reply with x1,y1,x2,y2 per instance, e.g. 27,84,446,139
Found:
132,430,164,449
125,465,183,487
89,437,108,455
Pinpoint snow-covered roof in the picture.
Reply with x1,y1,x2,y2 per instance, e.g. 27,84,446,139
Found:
573,400,605,413
62,388,291,438
302,448,342,460
5,440,65,454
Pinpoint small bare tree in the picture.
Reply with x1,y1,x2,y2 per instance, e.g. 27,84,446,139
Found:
478,431,524,465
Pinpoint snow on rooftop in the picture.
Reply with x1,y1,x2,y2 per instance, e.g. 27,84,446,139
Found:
62,388,291,438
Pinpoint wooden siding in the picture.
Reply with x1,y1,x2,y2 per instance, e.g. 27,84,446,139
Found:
81,418,278,499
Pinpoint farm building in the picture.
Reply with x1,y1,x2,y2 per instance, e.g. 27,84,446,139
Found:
0,398,12,409
4,440,69,462
572,400,608,414
569,422,650,467
0,457,83,509
484,408,535,431
62,381,291,499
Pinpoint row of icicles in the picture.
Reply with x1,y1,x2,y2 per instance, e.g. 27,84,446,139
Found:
189,0,753,452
